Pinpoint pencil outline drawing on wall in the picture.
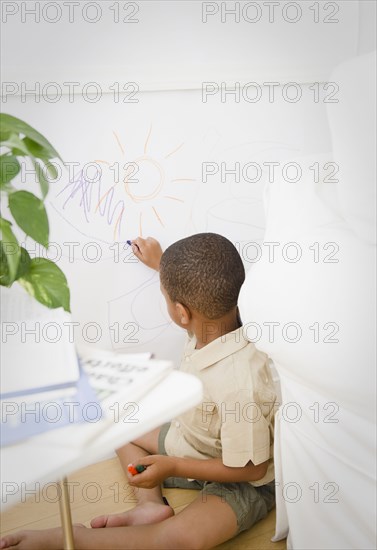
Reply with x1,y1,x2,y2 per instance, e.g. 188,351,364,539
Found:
107,272,174,351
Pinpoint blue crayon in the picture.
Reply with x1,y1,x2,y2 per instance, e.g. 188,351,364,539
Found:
127,240,140,251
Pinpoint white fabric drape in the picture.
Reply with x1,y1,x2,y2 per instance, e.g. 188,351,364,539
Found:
239,51,376,549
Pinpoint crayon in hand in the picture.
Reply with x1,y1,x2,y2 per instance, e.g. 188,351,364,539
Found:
128,463,146,475
127,240,140,252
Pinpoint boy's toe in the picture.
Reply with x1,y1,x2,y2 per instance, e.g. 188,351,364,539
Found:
90,515,108,528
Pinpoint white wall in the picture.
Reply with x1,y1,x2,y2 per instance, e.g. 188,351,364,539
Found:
1,0,370,365
1,1,359,88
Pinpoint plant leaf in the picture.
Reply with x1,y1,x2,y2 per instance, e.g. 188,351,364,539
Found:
8,191,49,247
32,159,49,198
45,161,58,179
18,258,70,312
0,244,30,286
23,139,59,179
1,133,30,156
0,219,20,283
0,113,62,160
0,243,8,286
15,246,31,279
0,130,11,141
23,137,48,158
0,155,20,187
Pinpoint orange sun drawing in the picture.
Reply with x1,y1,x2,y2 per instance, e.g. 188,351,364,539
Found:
94,125,196,240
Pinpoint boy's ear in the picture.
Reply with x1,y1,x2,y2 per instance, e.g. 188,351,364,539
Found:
175,302,191,325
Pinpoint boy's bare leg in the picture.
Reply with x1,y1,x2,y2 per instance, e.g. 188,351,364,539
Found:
91,427,174,528
0,494,238,550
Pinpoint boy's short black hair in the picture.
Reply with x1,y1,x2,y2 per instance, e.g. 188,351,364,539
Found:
159,233,245,319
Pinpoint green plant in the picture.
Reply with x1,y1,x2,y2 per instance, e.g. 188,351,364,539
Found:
0,113,70,311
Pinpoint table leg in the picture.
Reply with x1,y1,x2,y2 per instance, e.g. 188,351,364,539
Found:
58,477,75,550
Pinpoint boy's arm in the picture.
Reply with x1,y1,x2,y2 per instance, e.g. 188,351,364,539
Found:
131,236,163,270
128,454,269,489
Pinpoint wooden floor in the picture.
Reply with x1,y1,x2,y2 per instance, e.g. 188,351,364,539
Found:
0,457,286,549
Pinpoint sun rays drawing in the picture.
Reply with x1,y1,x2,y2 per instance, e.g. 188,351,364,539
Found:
94,125,196,240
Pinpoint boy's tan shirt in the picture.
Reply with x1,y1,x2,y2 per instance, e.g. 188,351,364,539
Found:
165,327,276,486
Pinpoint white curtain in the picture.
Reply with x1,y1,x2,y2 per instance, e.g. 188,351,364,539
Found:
239,51,376,549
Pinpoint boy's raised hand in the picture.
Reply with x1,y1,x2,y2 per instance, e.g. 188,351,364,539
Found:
131,237,163,271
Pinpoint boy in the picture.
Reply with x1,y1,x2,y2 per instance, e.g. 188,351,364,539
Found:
0,233,276,550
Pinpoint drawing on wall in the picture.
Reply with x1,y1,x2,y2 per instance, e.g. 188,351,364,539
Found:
107,272,177,351
104,136,299,351
206,197,265,242
188,139,299,246
51,125,197,245
39,96,301,353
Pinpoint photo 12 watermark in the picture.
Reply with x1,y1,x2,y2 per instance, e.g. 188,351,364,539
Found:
200,399,340,425
201,2,340,24
1,81,140,103
0,319,141,345
202,81,340,104
1,2,140,24
202,160,339,184
1,479,139,505
201,479,339,504
1,240,140,265
1,399,141,430
0,157,140,188
241,320,340,344
235,241,340,264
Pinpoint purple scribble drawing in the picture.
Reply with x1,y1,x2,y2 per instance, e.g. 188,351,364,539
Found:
56,168,126,239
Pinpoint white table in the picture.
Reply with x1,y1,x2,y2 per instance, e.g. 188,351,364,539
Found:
1,371,203,548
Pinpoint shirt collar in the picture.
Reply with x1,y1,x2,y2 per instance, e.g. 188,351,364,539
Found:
184,327,253,371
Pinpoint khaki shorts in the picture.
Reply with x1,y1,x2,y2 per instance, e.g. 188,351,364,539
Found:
158,423,275,535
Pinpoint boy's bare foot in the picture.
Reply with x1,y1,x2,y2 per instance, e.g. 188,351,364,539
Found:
0,525,78,549
0,525,87,549
91,501,174,528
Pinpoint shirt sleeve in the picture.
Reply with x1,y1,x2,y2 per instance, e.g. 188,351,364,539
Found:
220,388,271,467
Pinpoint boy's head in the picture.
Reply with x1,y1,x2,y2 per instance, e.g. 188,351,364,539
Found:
159,233,245,323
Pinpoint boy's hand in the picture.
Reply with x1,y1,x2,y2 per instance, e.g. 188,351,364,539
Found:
127,455,175,488
131,237,163,271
